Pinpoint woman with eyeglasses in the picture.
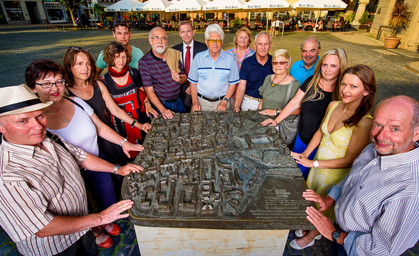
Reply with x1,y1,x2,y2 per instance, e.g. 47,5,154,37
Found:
25,59,144,248
257,49,300,146
261,48,348,180
288,65,376,250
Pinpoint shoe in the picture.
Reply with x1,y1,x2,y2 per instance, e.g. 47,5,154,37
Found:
103,223,121,236
289,235,322,250
95,232,113,249
295,230,305,238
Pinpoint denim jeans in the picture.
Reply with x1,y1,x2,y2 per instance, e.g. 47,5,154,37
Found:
161,97,186,113
292,133,318,180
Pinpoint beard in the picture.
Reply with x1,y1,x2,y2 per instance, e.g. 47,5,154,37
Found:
153,44,166,54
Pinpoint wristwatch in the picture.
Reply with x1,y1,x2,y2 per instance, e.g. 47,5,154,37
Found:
223,97,229,102
332,229,342,243
313,160,319,168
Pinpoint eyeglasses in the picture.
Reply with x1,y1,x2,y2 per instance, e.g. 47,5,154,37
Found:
68,46,89,52
35,79,66,89
151,36,167,41
207,39,222,44
272,61,288,66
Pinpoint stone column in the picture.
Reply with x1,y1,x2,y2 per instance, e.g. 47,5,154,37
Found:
353,0,370,25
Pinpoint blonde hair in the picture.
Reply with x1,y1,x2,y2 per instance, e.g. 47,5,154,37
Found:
273,49,291,63
303,48,347,102
233,26,252,47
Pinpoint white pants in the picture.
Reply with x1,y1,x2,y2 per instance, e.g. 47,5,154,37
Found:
198,97,232,111
241,95,261,111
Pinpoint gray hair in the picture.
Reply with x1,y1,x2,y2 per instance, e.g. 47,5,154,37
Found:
204,24,224,41
255,31,271,44
300,37,321,50
273,49,291,63
149,27,166,39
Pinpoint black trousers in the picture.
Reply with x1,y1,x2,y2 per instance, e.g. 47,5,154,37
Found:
55,231,98,256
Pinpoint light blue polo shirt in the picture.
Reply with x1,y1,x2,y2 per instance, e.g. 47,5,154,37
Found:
188,49,240,98
289,56,320,85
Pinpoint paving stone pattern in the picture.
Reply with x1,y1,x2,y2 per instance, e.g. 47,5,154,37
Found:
0,27,417,255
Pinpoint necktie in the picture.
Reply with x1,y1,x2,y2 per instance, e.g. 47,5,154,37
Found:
185,46,191,76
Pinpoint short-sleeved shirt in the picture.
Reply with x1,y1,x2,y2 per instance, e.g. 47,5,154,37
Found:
48,97,99,157
259,75,300,115
139,50,183,101
0,136,88,256
188,50,240,98
96,45,144,70
299,75,333,144
289,57,319,85
240,54,273,98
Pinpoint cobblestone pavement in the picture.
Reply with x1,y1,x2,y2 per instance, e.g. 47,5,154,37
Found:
0,26,418,256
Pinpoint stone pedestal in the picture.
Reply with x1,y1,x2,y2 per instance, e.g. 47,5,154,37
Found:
135,226,290,256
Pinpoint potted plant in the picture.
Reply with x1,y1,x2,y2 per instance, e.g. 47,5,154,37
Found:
384,0,411,49
231,18,242,32
358,11,369,30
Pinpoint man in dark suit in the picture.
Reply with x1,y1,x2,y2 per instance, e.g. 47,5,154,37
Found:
173,21,207,112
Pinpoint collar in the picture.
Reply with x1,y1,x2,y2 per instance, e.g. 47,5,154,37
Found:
150,50,164,62
204,49,226,61
1,135,49,158
183,40,194,48
299,56,320,70
254,54,272,66
376,142,419,170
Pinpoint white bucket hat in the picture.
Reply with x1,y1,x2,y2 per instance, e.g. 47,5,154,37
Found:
0,84,52,117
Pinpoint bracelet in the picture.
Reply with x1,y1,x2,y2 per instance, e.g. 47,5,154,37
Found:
113,165,120,175
130,120,137,128
276,110,279,115
119,138,127,147
144,100,150,104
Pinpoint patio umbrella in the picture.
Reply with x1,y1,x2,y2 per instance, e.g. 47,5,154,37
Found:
165,0,208,13
292,0,347,11
135,0,172,12
242,0,291,31
202,0,245,12
105,0,143,12
293,0,347,31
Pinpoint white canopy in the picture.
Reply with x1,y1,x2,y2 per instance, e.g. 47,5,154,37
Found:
202,0,245,11
105,0,143,12
292,0,347,10
165,0,208,12
242,0,290,11
135,0,172,12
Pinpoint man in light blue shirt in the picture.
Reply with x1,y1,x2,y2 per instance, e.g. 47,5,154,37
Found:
302,96,419,256
188,24,239,112
289,38,320,85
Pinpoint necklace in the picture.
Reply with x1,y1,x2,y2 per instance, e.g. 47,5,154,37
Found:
73,83,88,89
272,74,288,87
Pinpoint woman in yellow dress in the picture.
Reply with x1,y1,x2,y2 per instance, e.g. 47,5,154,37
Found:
289,64,377,249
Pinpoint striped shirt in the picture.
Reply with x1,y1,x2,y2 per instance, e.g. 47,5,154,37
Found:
226,46,255,70
139,50,183,101
329,143,419,256
188,49,240,98
0,136,88,256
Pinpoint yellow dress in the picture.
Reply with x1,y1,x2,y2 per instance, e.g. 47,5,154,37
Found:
306,101,372,219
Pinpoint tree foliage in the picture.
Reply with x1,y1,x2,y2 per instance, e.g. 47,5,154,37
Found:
60,0,82,25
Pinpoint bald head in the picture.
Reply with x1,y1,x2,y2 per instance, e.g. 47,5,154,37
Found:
300,38,321,69
371,96,419,156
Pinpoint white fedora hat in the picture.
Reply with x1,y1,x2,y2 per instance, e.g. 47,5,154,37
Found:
0,84,52,117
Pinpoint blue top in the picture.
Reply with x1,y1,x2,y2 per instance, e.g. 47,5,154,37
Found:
329,143,419,256
239,54,273,98
96,45,144,70
188,49,240,98
289,56,319,85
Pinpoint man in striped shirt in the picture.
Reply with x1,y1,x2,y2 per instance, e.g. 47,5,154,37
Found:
302,95,419,256
139,27,187,119
0,84,143,256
